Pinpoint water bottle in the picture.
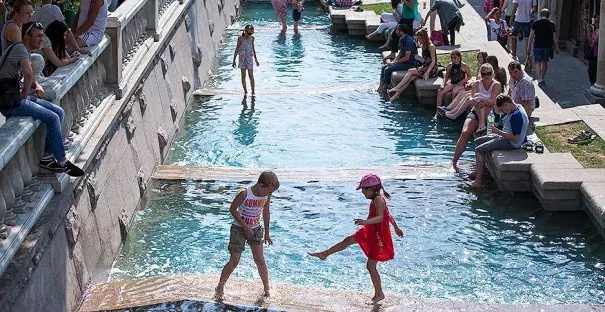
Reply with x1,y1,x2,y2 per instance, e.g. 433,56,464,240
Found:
487,110,495,135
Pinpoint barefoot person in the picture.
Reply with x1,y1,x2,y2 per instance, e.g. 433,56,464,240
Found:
271,0,289,32
215,171,280,300
233,25,259,97
309,174,404,303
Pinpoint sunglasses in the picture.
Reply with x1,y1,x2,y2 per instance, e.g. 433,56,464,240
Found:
24,22,43,35
481,72,493,77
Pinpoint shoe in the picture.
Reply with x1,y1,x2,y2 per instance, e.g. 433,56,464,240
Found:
39,158,65,173
538,80,545,88
62,160,85,177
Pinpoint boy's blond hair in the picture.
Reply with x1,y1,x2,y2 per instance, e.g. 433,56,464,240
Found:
258,171,280,188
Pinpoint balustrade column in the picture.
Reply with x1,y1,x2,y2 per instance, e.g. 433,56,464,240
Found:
6,158,26,213
84,72,100,110
16,147,34,202
590,1,605,97
25,136,42,191
61,93,75,145
0,191,10,239
0,170,19,226
145,0,159,41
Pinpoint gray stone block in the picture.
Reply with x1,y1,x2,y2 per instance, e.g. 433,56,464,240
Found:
581,182,605,228
531,168,605,190
491,151,581,172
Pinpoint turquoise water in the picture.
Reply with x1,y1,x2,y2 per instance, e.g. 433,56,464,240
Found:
111,1,605,306
111,180,605,304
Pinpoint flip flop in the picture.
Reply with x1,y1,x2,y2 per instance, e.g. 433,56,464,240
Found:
534,141,544,154
522,141,535,152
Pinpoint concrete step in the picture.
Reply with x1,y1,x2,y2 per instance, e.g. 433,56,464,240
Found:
531,168,605,211
581,182,605,236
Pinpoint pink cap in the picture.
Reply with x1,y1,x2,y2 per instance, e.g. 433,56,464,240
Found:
356,173,382,190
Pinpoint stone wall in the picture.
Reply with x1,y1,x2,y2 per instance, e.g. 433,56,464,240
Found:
0,0,240,310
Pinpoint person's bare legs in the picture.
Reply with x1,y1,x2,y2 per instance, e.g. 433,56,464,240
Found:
435,83,455,118
475,105,487,132
452,84,465,100
467,151,485,188
511,36,518,59
429,10,437,32
522,102,533,118
308,235,357,260
388,70,420,102
279,14,287,32
240,68,248,95
444,91,472,119
452,118,478,172
367,260,384,303
445,90,470,111
248,69,255,96
65,29,91,55
250,243,270,296
379,31,391,50
215,252,242,299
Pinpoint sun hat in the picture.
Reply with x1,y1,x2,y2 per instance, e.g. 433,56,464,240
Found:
356,173,382,190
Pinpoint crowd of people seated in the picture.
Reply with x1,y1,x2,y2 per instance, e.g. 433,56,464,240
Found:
0,0,110,177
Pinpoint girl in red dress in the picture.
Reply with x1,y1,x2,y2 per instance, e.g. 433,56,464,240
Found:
309,173,404,303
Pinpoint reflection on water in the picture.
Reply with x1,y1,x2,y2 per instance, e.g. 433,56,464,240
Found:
234,97,259,146
113,300,280,312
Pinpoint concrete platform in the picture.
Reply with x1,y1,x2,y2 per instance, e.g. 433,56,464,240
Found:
79,274,605,312
531,168,605,211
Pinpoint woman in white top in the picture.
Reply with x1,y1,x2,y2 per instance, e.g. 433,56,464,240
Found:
366,0,402,41
72,0,108,47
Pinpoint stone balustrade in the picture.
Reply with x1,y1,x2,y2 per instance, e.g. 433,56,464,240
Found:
106,0,161,99
0,37,114,277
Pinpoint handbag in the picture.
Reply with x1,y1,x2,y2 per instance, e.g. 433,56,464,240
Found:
0,44,22,110
430,30,444,46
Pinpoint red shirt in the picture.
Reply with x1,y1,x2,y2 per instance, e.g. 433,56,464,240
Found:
484,0,496,14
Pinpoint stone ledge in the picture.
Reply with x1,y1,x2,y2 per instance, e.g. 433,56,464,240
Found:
531,168,605,190
581,182,605,228
0,118,39,172
490,150,579,172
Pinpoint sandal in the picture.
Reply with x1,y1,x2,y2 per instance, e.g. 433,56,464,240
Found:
522,141,535,152
534,141,544,154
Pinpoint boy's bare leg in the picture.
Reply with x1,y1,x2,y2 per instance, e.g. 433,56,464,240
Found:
308,235,356,260
215,252,242,299
65,29,92,55
367,260,384,303
250,243,270,296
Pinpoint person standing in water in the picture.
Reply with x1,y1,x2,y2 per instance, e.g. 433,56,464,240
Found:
233,25,259,97
215,171,280,300
309,173,404,303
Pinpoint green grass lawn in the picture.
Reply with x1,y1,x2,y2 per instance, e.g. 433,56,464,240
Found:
361,3,393,15
535,121,605,168
436,51,479,76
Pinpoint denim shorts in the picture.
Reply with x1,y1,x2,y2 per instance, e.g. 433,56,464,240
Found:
512,21,531,39
533,47,551,62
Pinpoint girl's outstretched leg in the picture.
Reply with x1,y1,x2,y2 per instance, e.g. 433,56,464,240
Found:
308,235,357,260
367,260,384,303
248,69,255,96
240,68,248,95
250,243,270,296
215,252,242,300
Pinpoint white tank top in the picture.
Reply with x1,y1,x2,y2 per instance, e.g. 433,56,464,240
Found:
478,80,495,99
77,0,108,37
233,186,267,228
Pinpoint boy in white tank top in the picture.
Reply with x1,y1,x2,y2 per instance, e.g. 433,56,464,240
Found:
215,171,280,300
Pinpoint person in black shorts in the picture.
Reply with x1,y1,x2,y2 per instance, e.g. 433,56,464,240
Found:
527,8,559,87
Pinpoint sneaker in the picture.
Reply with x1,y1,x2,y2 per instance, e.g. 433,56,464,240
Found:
61,160,85,177
39,158,65,173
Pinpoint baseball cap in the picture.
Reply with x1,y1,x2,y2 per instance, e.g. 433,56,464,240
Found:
356,173,382,190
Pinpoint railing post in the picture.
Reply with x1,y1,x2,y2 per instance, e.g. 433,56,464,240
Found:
146,0,159,41
105,19,124,99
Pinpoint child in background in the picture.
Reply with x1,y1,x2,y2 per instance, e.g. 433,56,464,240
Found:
292,0,304,33
215,171,280,300
309,173,404,304
435,49,472,119
232,24,260,97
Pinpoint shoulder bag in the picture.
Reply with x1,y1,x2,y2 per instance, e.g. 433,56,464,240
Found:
0,43,22,110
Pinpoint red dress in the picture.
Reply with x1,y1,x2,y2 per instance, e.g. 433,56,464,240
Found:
354,197,395,262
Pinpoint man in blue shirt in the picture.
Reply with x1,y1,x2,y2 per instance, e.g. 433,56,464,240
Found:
467,94,529,188
379,24,418,92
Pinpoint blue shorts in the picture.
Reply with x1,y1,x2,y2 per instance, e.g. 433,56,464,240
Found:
293,8,302,21
511,21,531,39
533,47,551,62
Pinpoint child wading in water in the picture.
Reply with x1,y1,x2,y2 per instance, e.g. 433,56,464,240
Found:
309,173,404,303
291,0,304,33
233,25,260,97
215,171,280,299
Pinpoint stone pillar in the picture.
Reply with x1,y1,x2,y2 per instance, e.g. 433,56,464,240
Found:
589,0,605,97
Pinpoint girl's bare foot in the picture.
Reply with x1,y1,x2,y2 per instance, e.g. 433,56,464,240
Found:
467,171,477,179
263,287,270,297
214,284,225,300
388,93,400,102
466,180,482,188
308,252,327,260
371,293,385,303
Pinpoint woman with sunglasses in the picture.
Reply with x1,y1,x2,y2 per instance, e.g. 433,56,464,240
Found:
1,0,33,52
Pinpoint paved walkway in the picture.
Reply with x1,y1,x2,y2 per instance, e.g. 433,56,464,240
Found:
464,0,592,108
